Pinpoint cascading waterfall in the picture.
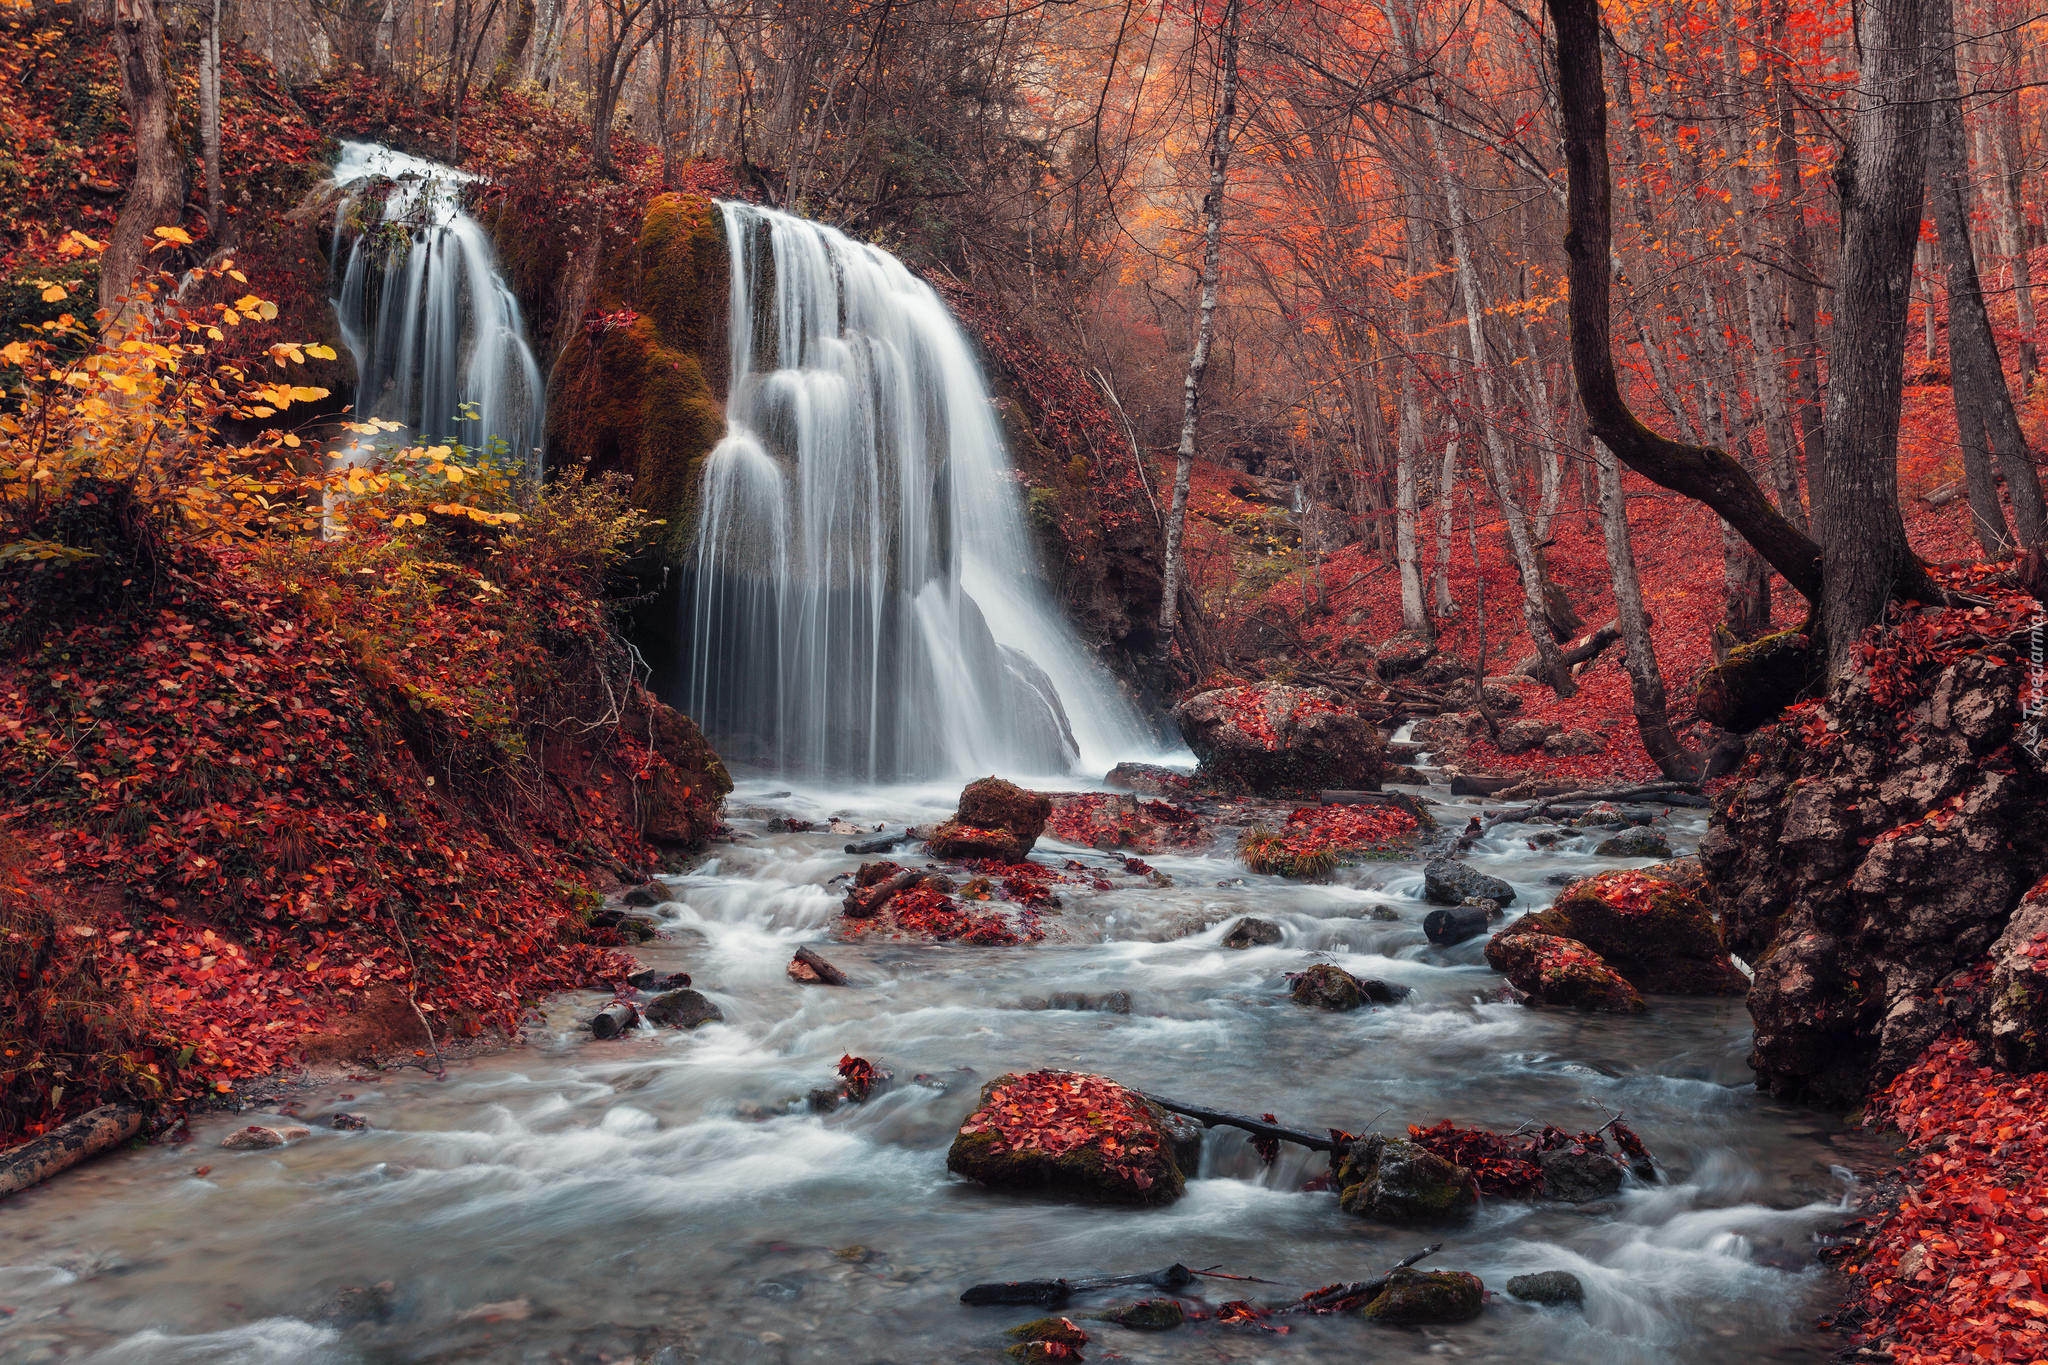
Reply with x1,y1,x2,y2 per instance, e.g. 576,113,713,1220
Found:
328,142,546,465
683,203,1157,781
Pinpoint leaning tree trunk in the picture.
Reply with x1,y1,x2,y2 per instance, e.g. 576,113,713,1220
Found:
1813,0,1934,675
101,0,184,323
1926,0,2047,551
487,0,536,93
1155,0,1242,685
1593,437,1699,778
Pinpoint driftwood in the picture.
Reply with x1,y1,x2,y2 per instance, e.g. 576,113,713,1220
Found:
0,1103,144,1199
1450,773,1575,797
788,946,849,985
961,1262,1197,1307
1279,1244,1444,1315
843,868,927,918
1516,619,1621,679
1134,1091,1340,1154
590,1000,638,1039
845,832,913,855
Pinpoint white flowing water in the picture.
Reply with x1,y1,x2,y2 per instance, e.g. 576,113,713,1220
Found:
328,142,547,466
681,204,1160,782
0,786,1859,1365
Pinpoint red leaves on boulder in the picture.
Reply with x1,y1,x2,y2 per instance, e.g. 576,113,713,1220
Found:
957,1070,1163,1188
1240,804,1419,878
1406,1118,1650,1197
1046,793,1207,853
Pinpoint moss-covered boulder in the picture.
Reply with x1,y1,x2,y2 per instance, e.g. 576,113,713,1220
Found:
1005,1317,1088,1346
1360,1268,1485,1324
540,195,730,563
1111,1298,1186,1330
946,1070,1188,1205
927,777,1052,863
1335,1135,1479,1223
1504,862,1746,996
1174,684,1384,794
1694,626,1820,733
623,684,730,849
1290,963,1364,1011
1484,931,1646,1012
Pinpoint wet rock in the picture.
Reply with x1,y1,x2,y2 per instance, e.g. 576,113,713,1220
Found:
1290,963,1364,1010
1112,1297,1186,1330
1368,905,1403,922
1104,762,1202,798
845,831,912,855
1173,683,1384,794
1385,764,1429,784
1359,978,1411,1004
1158,1109,1205,1175
844,860,920,916
220,1124,306,1150
1543,729,1605,756
627,969,691,990
1336,1135,1479,1223
1501,861,1746,996
832,1245,873,1263
1538,1147,1627,1201
1423,857,1515,907
1006,1317,1088,1345
1042,990,1132,1014
1374,630,1436,678
1221,916,1283,949
1484,933,1645,1013
788,946,849,985
329,1113,369,1131
925,777,1053,862
643,988,723,1029
1493,719,1557,755
313,1282,396,1326
1506,1270,1584,1306
1593,827,1672,858
621,882,672,908
946,1070,1190,1205
1360,1268,1485,1323
1424,905,1490,946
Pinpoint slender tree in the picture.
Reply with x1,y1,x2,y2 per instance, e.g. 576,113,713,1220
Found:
101,0,183,322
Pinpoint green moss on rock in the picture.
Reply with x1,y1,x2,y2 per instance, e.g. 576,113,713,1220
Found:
1360,1268,1485,1323
1335,1135,1479,1223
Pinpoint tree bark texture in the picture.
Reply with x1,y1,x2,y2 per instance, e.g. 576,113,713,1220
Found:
102,0,184,321
488,0,537,93
0,1104,143,1199
1155,0,1242,673
1813,0,1933,673
1926,0,2046,551
1593,439,1698,778
1547,0,1825,605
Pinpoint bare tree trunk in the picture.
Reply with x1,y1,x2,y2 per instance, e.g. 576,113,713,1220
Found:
487,0,535,92
1155,0,1242,682
1395,192,1432,638
1593,438,1699,777
102,0,184,322
198,0,222,235
1433,416,1459,616
1814,0,1934,673
1981,109,2039,390
1927,0,2045,550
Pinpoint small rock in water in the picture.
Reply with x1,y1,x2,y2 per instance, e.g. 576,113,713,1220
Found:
627,969,691,990
1423,905,1490,946
1006,1317,1087,1345
1221,916,1283,949
1423,856,1515,907
1358,978,1410,1004
644,988,723,1030
1538,1147,1627,1202
1594,827,1672,859
220,1124,302,1150
767,816,816,832
832,1245,873,1263
753,1280,802,1303
1359,1268,1484,1323
1544,871,1581,886
1368,905,1402,922
1042,990,1131,1014
1505,1269,1584,1306
313,1281,397,1326
457,1297,531,1323
1112,1297,1186,1330
328,1113,369,1131
827,818,869,835
845,832,911,854
1289,963,1364,1011
620,882,671,908
1336,1135,1479,1223
807,1087,844,1113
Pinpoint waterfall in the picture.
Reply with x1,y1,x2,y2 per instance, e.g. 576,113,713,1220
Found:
682,203,1157,782
328,142,546,466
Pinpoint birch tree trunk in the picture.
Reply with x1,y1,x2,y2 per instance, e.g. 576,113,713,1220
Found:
1981,111,2038,390
199,0,222,235
1593,438,1699,777
1434,417,1459,616
1155,0,1242,681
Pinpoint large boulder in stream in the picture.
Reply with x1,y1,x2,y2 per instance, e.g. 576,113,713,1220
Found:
1335,1134,1479,1223
1484,933,1645,1013
1360,1268,1486,1323
925,777,1052,863
1173,684,1383,794
1503,862,1746,996
947,1070,1192,1205
1423,857,1515,908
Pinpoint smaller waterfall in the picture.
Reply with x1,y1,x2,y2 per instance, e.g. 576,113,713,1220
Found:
328,142,546,465
683,203,1157,782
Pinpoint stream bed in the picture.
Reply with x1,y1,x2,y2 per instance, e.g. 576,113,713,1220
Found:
0,777,1866,1365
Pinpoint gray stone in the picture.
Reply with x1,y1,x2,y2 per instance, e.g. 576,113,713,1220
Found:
644,988,723,1029
1543,729,1604,756
1423,857,1515,907
1495,719,1559,754
1594,827,1672,859
1221,916,1283,949
1538,1147,1627,1202
1506,1270,1584,1306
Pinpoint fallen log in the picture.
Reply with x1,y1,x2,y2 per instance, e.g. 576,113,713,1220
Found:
789,945,849,985
1450,773,1575,797
1516,619,1621,679
1483,780,1706,826
845,831,913,855
843,868,926,918
1280,1243,1444,1315
0,1103,144,1199
590,1000,639,1039
1132,1091,1339,1154
961,1262,1196,1307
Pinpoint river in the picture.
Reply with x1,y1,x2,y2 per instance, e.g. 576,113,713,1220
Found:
0,776,1861,1365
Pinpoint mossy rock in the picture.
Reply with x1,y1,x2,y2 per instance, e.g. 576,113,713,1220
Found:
1335,1135,1478,1223
1291,963,1364,1011
946,1072,1188,1206
1484,931,1645,1012
1005,1316,1087,1345
1360,1268,1484,1323
1695,626,1820,733
1111,1298,1186,1330
1505,865,1745,996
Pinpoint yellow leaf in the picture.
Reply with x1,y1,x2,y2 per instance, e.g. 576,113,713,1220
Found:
258,301,278,321
306,343,337,360
153,225,193,245
443,466,465,483
282,434,300,448
41,283,67,303
1,341,32,366
229,269,247,283
207,327,224,341
289,386,328,402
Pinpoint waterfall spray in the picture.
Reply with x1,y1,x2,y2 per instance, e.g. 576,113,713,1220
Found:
328,142,546,466
683,203,1157,781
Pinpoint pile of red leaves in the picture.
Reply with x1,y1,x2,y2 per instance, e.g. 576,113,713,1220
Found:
1843,1036,2048,1363
1240,803,1419,878
839,885,1032,946
836,1054,879,1102
958,1070,1167,1190
1406,1118,1652,1197
1046,794,1207,853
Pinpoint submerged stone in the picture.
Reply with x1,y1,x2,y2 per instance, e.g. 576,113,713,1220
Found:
643,988,723,1029
1290,963,1364,1011
1112,1298,1186,1330
1336,1135,1479,1223
1538,1147,1627,1202
1423,857,1515,907
1359,1268,1484,1323
1506,1269,1585,1306
1222,916,1283,949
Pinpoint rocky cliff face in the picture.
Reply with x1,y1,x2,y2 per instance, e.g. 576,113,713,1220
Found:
1700,608,2048,1106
